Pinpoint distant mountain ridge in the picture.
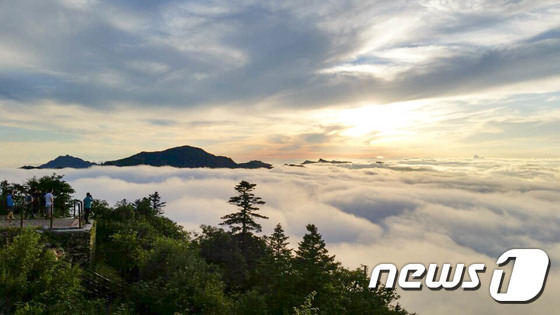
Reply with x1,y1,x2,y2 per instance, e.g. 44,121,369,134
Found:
103,145,272,169
21,155,95,169
21,146,272,170
285,158,352,168
302,158,351,165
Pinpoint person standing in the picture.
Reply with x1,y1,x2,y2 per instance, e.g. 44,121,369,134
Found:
44,190,54,219
6,191,15,221
32,189,40,217
83,192,93,224
24,191,34,219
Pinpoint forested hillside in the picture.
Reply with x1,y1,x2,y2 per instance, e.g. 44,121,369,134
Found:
0,175,413,314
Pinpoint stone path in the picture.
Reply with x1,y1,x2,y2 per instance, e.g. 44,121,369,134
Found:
0,216,79,228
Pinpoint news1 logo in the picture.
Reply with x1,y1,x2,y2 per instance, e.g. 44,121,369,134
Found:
369,249,550,303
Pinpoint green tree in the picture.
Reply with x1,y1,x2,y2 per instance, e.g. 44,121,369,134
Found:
294,224,339,313
258,223,298,313
90,199,111,220
134,237,232,314
0,180,11,214
94,196,189,283
220,181,268,236
0,229,102,314
148,191,166,215
234,289,268,315
198,225,268,291
0,181,25,215
295,224,338,280
331,268,413,314
266,223,293,262
27,174,75,217
293,291,319,315
198,225,250,290
105,227,148,281
215,181,270,290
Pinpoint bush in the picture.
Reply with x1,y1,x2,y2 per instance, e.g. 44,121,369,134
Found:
0,229,102,314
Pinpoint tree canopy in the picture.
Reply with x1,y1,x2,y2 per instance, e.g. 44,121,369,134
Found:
0,177,414,315
220,180,268,235
1,174,74,217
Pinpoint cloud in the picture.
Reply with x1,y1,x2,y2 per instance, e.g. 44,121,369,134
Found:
0,158,558,314
1,0,560,165
2,0,559,109
0,11,559,313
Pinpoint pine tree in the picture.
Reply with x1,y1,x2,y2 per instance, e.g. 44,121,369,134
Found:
295,224,337,275
266,223,292,263
148,191,166,215
259,223,298,313
220,181,268,235
295,224,339,312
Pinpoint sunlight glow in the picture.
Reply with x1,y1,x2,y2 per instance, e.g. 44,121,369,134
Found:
336,102,430,138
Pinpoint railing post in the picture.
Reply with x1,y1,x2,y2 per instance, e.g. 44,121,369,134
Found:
50,205,53,230
20,204,24,229
72,199,84,228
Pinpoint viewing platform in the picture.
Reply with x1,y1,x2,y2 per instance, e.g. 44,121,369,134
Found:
1,199,91,230
0,216,84,229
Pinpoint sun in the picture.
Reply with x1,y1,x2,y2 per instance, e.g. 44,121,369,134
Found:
335,102,426,138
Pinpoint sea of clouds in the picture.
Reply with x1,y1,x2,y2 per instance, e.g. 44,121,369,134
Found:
1,158,559,314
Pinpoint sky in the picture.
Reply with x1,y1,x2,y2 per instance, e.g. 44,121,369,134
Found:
1,159,559,314
2,2,559,313
1,0,560,167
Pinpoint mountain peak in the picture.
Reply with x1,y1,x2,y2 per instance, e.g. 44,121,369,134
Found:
103,145,272,169
24,155,96,169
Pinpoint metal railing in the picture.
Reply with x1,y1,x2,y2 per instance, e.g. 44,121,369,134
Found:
4,199,86,230
81,268,130,301
73,199,83,229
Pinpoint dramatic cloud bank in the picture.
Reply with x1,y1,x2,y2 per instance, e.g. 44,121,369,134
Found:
1,0,560,165
1,158,558,314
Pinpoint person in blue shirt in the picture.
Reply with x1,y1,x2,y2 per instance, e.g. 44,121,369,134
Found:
83,192,93,224
6,191,15,221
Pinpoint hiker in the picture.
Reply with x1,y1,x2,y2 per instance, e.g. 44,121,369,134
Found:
24,191,34,219
44,190,54,219
32,189,40,217
6,191,15,221
83,192,93,224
